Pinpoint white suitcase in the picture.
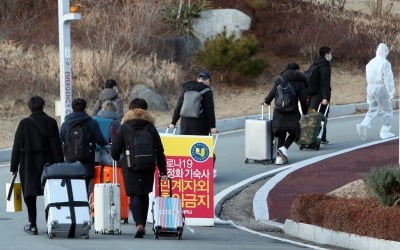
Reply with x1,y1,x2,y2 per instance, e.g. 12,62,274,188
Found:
245,105,276,164
44,179,91,239
94,160,121,234
94,183,121,234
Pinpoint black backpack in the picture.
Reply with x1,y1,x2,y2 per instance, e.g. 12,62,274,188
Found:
304,64,321,95
274,77,297,113
124,124,156,172
64,121,92,162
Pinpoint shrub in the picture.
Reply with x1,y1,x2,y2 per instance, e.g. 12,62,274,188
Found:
365,165,400,207
196,29,267,83
162,0,212,35
290,193,400,241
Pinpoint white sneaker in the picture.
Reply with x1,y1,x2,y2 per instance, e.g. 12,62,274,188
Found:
356,124,367,141
380,126,395,139
275,156,285,165
278,146,288,163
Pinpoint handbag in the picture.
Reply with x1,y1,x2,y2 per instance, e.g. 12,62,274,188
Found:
6,175,22,212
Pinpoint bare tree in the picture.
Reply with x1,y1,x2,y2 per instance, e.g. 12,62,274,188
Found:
79,0,162,87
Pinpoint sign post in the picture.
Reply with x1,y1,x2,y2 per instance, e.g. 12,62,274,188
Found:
157,134,215,226
58,0,81,122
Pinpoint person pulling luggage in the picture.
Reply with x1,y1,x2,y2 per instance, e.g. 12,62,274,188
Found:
263,63,308,164
111,98,168,238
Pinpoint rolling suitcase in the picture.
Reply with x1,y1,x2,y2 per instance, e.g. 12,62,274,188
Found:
152,177,184,240
245,105,276,164
93,161,122,234
91,162,130,223
297,104,329,150
44,178,91,239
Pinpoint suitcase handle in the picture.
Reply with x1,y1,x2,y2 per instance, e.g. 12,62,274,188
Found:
112,160,118,184
158,177,172,197
165,127,177,134
317,103,330,117
261,104,271,120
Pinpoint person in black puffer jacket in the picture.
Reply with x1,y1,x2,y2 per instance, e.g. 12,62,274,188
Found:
264,63,308,165
111,98,167,238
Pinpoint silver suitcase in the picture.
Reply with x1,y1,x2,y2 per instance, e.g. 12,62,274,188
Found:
44,179,91,239
245,105,276,164
94,161,121,234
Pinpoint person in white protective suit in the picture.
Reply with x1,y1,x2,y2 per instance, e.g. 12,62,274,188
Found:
356,43,396,141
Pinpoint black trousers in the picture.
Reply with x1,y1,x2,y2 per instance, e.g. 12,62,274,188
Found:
24,196,37,226
130,194,149,227
276,132,297,149
274,127,298,149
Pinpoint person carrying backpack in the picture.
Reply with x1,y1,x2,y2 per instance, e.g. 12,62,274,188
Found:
169,71,217,136
111,98,167,238
92,79,124,121
264,63,308,165
93,100,121,165
60,98,108,193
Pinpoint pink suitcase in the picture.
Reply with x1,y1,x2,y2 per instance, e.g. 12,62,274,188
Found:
151,178,184,239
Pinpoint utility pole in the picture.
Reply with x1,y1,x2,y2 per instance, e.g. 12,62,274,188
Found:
58,0,81,122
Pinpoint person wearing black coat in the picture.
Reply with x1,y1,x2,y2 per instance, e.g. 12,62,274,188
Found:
60,98,107,192
169,71,217,135
308,46,332,144
111,98,167,238
264,63,308,165
10,96,64,235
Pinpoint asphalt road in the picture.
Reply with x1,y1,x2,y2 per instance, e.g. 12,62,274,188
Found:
0,111,398,250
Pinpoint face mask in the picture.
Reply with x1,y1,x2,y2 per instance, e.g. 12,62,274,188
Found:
326,54,332,62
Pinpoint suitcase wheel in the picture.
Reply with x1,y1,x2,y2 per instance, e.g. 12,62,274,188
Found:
177,227,183,240
154,227,160,240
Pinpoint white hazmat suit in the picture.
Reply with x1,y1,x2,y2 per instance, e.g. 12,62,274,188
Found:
356,43,396,141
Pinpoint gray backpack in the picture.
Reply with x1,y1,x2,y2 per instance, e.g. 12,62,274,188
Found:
180,88,211,118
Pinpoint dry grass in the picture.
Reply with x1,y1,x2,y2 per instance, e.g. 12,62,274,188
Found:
1,0,399,149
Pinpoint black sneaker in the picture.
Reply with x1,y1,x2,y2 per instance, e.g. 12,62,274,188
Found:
321,139,329,145
134,228,145,238
24,224,38,235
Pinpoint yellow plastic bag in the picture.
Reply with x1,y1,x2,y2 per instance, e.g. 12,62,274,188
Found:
6,176,22,212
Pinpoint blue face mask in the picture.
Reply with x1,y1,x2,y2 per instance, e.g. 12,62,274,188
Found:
327,54,332,62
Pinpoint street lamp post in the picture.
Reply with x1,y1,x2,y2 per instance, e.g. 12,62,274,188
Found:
58,0,81,123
